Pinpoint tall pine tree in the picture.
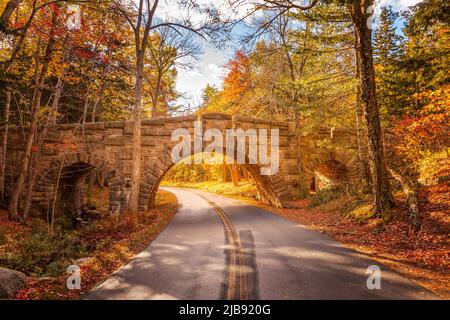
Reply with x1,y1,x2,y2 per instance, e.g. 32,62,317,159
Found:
373,6,405,122
373,6,402,64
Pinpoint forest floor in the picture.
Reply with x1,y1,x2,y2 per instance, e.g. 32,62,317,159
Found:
0,189,178,300
166,180,449,299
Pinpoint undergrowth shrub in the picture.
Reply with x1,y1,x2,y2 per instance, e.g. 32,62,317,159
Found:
6,224,88,276
0,226,6,245
308,187,343,208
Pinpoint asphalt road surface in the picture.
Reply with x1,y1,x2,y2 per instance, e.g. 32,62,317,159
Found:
85,187,436,300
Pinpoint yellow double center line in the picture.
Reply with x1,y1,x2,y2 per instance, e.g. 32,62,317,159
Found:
200,195,248,300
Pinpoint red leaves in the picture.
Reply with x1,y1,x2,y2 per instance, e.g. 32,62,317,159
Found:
389,85,450,160
74,47,95,60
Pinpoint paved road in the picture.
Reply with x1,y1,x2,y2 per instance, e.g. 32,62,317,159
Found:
85,187,436,300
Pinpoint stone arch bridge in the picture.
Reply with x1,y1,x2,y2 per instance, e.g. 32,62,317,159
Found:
2,113,359,216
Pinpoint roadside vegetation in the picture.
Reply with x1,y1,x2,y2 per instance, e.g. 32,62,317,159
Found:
0,189,178,299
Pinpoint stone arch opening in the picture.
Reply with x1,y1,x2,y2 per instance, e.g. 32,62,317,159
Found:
311,159,349,193
301,147,360,195
56,162,95,222
310,176,317,194
34,153,124,220
138,147,288,212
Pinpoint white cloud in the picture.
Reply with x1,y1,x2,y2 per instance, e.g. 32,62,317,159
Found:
176,46,231,108
156,0,257,25
376,0,424,10
206,63,223,79
374,0,424,16
184,68,203,78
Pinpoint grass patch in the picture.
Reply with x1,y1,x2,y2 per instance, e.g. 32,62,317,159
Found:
307,188,379,224
162,180,259,201
307,188,342,208
3,225,88,276
346,204,375,223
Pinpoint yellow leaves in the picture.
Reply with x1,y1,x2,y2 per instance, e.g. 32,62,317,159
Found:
413,85,450,115
37,106,57,121
63,74,81,84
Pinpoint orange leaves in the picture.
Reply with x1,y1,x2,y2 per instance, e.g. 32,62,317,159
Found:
390,85,449,160
415,86,450,115
222,51,251,106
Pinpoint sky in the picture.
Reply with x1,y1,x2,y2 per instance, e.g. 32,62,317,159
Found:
161,0,424,109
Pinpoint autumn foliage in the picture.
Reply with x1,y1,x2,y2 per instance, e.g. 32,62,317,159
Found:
222,51,251,107
391,86,449,160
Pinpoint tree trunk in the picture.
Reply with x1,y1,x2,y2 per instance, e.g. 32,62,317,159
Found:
152,74,162,118
22,31,68,216
91,63,108,122
8,39,41,221
354,33,371,189
91,85,104,122
0,89,11,200
51,73,64,124
242,167,248,181
128,55,144,213
222,154,227,183
232,161,239,186
2,0,36,69
8,110,37,221
51,34,69,124
8,10,57,221
388,168,419,226
294,110,308,198
0,0,23,34
351,0,394,215
82,88,89,125
22,78,62,218
279,17,309,199
22,146,38,218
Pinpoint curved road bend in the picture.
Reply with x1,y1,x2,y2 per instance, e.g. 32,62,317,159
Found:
85,187,437,300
